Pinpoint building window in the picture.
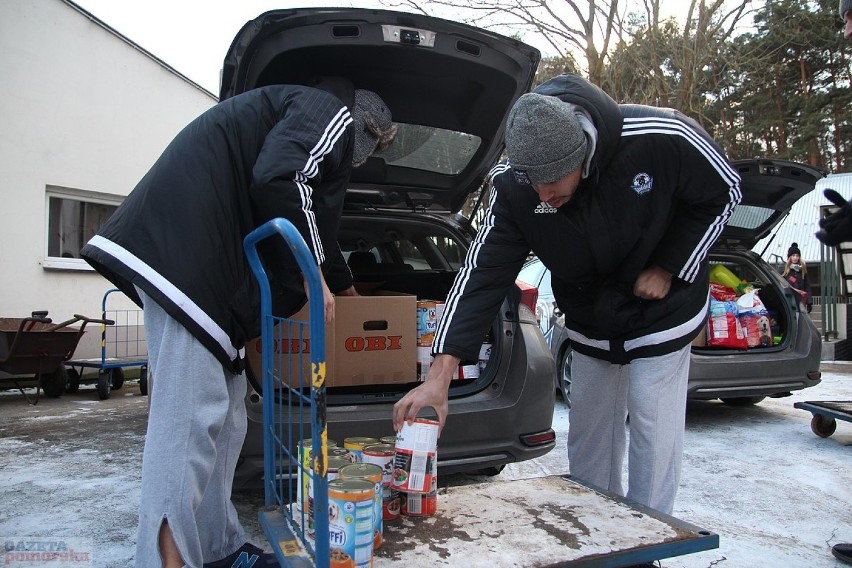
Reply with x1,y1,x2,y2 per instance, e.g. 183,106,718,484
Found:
44,188,120,270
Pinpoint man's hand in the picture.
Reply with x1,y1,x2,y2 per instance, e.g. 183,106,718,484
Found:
392,354,459,434
816,189,852,246
634,266,672,300
305,273,336,324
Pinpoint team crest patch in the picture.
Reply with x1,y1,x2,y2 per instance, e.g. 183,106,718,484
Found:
631,173,653,195
513,168,532,185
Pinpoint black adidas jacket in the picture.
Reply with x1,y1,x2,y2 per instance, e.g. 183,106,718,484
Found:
82,85,356,372
433,74,742,365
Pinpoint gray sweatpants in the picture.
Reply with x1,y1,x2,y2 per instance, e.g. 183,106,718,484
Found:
135,289,247,567
566,344,691,515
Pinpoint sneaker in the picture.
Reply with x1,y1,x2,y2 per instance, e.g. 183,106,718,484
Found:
203,542,280,568
833,543,852,565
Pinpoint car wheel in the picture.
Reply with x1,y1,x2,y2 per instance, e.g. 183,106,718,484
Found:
810,414,837,438
558,346,572,408
720,396,766,407
65,367,80,393
97,370,111,400
40,367,66,398
110,368,125,390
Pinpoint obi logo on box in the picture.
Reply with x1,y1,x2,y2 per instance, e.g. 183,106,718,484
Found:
256,337,404,354
345,336,403,352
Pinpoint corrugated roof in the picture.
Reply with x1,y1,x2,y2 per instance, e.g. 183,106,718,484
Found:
753,173,852,263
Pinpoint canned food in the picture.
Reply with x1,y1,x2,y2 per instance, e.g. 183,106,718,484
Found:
339,463,384,550
402,454,438,517
401,489,438,517
330,446,355,462
362,443,397,521
343,437,379,462
308,456,353,537
391,419,438,494
416,300,438,346
417,346,432,382
298,437,337,513
379,436,397,446
328,478,375,568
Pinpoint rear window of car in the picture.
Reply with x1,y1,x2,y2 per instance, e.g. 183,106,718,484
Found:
374,123,481,176
727,204,774,230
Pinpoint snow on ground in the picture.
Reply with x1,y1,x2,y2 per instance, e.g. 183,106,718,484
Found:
0,369,849,567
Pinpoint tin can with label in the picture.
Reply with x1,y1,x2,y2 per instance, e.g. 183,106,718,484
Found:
401,455,438,517
391,419,438,494
343,437,379,462
458,363,480,379
330,446,355,462
328,478,375,568
308,456,353,536
339,463,384,550
401,489,438,517
379,435,397,446
416,300,438,346
298,437,337,512
361,443,399,521
417,346,432,382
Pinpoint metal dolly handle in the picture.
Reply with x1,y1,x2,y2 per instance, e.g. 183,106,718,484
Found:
244,218,330,568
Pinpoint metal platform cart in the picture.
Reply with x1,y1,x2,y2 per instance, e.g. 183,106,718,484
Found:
794,401,852,438
0,312,112,404
65,288,149,400
244,218,330,568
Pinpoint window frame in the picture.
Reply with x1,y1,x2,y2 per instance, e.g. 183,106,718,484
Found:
42,186,123,271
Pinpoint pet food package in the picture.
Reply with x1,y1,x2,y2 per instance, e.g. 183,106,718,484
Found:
706,299,748,349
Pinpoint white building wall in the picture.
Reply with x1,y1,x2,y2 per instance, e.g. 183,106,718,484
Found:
0,0,216,350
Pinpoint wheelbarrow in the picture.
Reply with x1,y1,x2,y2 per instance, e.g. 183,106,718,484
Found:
0,312,113,405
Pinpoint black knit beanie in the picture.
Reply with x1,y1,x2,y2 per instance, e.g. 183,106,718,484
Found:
788,242,801,257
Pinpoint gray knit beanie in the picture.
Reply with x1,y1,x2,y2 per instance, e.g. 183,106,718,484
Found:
505,93,588,185
351,89,395,166
843,0,852,17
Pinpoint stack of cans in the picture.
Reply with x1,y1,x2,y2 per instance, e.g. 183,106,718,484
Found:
390,418,439,517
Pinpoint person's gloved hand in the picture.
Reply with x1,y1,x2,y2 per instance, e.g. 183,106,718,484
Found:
816,189,852,246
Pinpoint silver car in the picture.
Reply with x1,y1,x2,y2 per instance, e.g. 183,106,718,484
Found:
221,8,557,487
520,159,824,408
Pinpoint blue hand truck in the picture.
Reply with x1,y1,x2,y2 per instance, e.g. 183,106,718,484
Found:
244,218,331,568
64,288,149,400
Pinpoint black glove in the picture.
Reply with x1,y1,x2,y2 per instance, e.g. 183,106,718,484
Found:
816,189,852,246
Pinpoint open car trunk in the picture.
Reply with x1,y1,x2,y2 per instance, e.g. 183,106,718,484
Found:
245,213,518,404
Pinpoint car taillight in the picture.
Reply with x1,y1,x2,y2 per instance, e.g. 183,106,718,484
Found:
520,429,556,446
516,280,539,314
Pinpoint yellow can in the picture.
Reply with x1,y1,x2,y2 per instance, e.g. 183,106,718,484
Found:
343,437,379,462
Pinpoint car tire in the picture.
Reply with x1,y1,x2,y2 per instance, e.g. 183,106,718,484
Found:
720,396,766,406
558,346,572,408
65,367,81,394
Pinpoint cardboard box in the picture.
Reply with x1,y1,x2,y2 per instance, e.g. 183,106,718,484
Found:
246,291,417,388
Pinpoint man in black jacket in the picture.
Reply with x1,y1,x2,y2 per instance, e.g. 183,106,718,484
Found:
82,84,395,568
394,73,741,516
